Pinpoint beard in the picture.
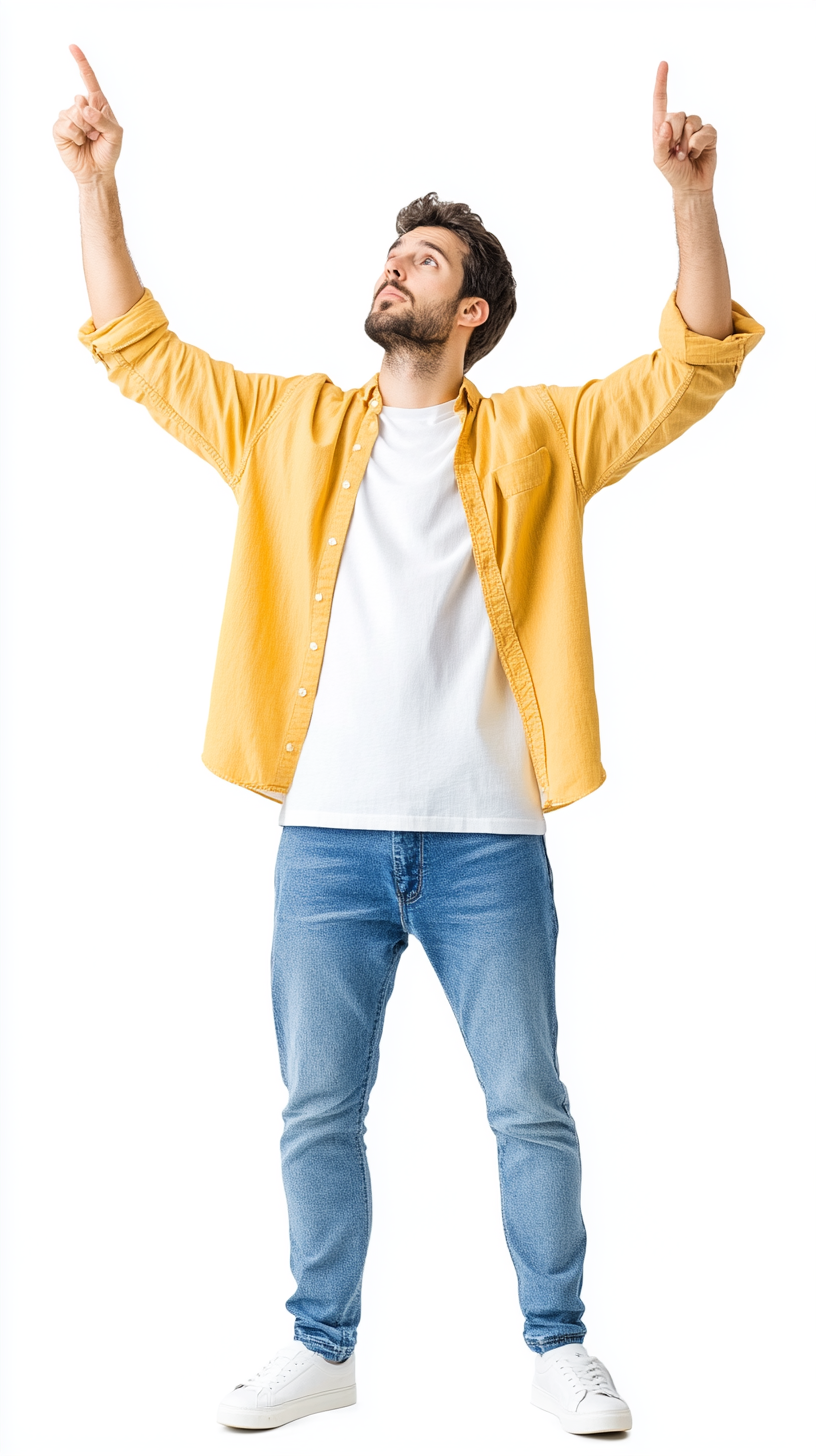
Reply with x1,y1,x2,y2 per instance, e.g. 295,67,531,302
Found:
364,288,460,377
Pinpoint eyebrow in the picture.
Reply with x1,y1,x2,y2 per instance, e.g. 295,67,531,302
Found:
387,237,451,263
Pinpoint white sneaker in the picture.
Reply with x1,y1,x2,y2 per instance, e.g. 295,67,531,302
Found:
531,1342,632,1434
217,1338,356,1430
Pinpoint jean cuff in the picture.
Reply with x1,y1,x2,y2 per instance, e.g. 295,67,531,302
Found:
527,1335,585,1355
297,1336,354,1362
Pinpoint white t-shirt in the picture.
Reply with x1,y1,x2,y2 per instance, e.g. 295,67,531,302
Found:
278,397,545,833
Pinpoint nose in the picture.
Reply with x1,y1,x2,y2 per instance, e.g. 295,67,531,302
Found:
385,257,404,281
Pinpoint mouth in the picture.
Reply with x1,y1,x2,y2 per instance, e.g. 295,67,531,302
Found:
377,286,409,303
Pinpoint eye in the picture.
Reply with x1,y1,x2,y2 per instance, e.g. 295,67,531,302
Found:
421,255,438,266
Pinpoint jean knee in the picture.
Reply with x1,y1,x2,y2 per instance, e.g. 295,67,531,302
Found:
487,1081,577,1149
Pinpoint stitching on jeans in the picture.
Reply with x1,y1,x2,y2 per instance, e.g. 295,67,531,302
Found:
297,1334,353,1358
390,834,406,932
495,1136,519,1283
404,833,424,905
269,845,287,1072
354,940,404,1244
538,834,559,937
392,835,419,929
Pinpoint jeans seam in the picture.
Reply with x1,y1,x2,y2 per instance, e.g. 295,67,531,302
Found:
354,940,404,1248
495,1134,518,1287
391,834,408,932
270,890,286,1073
391,833,423,923
538,833,559,936
404,831,424,904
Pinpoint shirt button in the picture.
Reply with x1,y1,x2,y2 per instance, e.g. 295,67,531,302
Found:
342,481,350,489
352,444,362,451
298,688,307,696
328,537,337,545
315,592,323,601
286,743,294,751
310,642,318,650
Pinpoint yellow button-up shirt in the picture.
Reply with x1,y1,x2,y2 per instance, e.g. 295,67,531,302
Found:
78,289,763,811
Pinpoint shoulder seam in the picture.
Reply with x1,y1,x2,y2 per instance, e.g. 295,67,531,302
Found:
234,373,323,486
537,386,586,503
594,364,696,495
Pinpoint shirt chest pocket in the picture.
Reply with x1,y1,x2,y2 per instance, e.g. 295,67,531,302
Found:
493,445,552,498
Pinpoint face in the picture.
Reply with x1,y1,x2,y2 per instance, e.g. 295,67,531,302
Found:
364,226,473,360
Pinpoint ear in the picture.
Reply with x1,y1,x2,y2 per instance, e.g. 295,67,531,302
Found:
458,297,490,332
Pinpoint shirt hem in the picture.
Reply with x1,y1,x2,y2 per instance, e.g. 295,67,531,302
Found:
276,808,546,833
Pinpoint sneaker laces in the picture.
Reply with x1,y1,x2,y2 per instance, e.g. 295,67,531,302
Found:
239,1343,303,1389
558,1353,618,1400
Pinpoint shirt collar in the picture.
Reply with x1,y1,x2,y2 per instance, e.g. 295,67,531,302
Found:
361,375,481,413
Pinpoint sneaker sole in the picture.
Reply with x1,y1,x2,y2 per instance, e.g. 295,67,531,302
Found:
531,1384,632,1434
217,1382,356,1430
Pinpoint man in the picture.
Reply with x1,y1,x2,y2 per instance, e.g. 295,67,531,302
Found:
54,43,763,1437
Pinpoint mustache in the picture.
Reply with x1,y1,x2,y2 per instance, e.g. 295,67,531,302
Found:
375,281,414,305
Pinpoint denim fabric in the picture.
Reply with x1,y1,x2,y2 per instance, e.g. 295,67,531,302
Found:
270,827,587,1359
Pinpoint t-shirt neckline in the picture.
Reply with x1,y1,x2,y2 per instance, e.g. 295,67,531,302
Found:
379,397,458,421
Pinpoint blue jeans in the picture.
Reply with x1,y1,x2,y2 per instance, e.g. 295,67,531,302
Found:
270,828,587,1361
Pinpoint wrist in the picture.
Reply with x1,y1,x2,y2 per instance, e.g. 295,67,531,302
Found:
672,188,716,211
77,172,118,194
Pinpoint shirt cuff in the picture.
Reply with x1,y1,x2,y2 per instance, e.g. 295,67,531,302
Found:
77,287,169,360
659,290,765,367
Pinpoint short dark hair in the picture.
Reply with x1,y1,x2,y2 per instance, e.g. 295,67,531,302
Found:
393,192,517,370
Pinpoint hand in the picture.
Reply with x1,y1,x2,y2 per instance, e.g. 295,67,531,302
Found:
53,44,123,185
652,60,717,195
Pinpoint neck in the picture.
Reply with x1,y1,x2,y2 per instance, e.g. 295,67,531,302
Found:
377,350,465,408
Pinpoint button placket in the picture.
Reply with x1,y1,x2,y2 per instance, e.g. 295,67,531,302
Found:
276,414,377,784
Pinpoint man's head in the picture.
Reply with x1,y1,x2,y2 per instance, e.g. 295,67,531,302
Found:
364,193,517,375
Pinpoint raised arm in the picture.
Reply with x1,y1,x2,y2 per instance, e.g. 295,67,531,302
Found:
652,59,732,340
55,46,298,493
53,45,143,328
544,61,764,504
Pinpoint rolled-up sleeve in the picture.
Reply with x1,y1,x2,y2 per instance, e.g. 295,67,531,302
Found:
545,292,765,503
78,288,299,492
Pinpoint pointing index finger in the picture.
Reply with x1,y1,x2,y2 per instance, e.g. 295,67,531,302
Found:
653,59,669,123
69,44,105,101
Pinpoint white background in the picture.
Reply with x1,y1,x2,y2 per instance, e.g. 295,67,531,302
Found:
1,2,814,1453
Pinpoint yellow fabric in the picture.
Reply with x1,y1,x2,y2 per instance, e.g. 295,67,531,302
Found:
78,290,764,811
